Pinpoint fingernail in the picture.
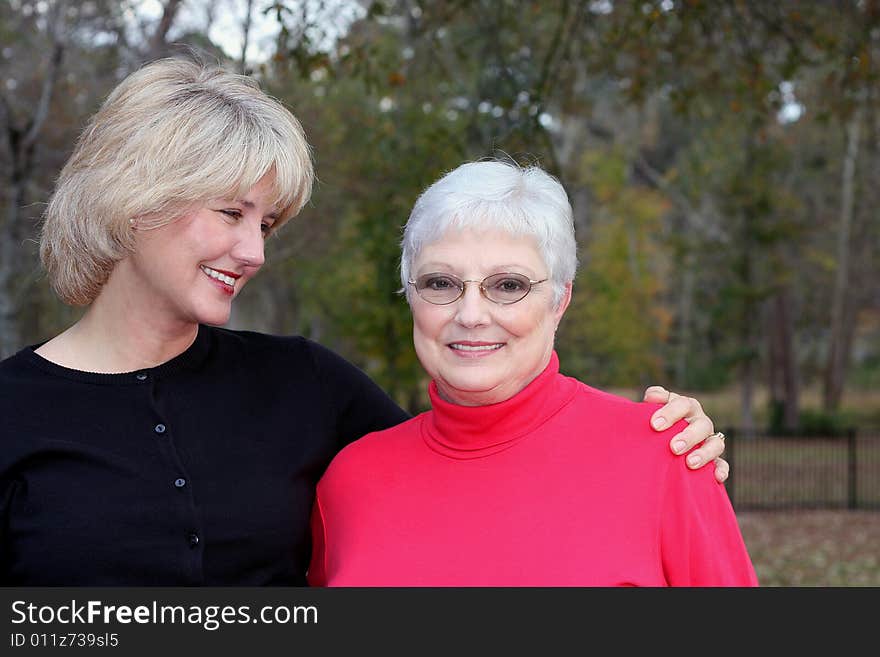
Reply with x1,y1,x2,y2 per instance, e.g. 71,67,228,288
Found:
673,440,687,454
687,454,701,467
652,417,667,430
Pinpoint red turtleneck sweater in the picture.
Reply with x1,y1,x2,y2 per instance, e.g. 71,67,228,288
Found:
308,353,757,586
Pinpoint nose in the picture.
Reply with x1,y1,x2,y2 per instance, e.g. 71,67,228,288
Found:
231,220,266,268
454,282,491,328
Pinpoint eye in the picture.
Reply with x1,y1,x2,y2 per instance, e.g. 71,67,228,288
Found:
261,222,273,236
492,277,528,293
219,209,242,221
422,275,459,291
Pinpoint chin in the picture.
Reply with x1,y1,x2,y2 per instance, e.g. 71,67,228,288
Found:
444,375,504,396
193,307,232,327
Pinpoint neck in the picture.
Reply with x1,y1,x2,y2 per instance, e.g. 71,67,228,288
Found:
435,348,555,407
424,351,577,459
35,278,199,373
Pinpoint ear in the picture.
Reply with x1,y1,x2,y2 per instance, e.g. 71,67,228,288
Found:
553,281,573,326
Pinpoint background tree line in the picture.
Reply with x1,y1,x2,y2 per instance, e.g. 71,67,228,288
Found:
1,0,878,432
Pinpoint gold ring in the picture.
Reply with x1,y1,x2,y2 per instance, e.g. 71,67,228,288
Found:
708,431,725,443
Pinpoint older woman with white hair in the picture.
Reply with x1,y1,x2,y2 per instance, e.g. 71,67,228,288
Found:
308,160,757,586
0,58,727,586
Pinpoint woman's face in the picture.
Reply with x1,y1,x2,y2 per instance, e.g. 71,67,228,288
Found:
115,174,279,328
411,227,571,406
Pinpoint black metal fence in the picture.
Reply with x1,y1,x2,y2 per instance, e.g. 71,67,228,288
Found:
723,429,880,510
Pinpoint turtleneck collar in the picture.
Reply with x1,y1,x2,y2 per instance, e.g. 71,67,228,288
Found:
422,351,578,459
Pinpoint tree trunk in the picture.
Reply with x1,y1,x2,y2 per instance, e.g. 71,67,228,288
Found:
767,286,800,431
148,0,184,60
240,0,255,74
738,150,758,438
824,110,861,411
674,244,696,386
0,183,25,358
740,353,755,438
0,6,65,356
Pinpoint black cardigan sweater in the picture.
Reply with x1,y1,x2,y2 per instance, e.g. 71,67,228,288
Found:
0,325,409,585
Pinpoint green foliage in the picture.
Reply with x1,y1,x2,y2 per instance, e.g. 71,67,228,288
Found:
558,147,671,387
791,409,857,437
4,0,879,427
262,23,472,411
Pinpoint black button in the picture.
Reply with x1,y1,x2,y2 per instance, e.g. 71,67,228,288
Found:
188,533,200,547
154,424,166,434
135,373,148,381
174,478,186,488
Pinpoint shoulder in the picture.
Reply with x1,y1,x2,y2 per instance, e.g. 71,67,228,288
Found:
208,327,405,434
206,325,310,357
0,348,32,378
571,379,653,413
335,414,423,462
320,414,424,479
0,351,29,422
206,326,357,377
573,380,672,434
0,347,55,399
0,349,59,471
558,377,684,465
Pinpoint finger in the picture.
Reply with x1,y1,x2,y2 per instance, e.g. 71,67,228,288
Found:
643,385,670,403
651,393,702,431
683,431,727,470
669,415,715,454
712,457,730,484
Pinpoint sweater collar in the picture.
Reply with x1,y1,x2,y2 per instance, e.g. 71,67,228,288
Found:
22,323,214,385
422,351,578,459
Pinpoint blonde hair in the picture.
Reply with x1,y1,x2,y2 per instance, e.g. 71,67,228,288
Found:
41,56,314,305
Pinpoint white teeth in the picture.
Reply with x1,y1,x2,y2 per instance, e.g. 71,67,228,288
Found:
450,343,504,352
200,265,235,286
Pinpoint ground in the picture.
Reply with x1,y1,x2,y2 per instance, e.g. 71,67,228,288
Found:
737,510,880,586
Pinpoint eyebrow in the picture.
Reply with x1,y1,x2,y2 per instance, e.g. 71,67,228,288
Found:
238,199,280,220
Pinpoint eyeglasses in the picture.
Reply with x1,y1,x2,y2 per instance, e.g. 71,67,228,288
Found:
408,272,548,305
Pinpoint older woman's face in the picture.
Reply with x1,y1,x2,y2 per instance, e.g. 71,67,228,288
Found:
411,228,570,406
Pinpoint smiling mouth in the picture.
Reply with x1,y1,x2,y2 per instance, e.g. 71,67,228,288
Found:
448,343,505,352
200,265,240,288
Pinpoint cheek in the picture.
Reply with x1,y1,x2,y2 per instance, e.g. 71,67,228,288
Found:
411,305,448,341
499,304,553,338
412,307,452,369
236,268,257,288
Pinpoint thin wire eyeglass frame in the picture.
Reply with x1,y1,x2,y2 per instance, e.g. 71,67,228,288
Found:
407,272,549,305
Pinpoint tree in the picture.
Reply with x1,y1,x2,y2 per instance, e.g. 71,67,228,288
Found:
1,1,68,357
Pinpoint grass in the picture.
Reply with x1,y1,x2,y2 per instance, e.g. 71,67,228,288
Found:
708,386,878,433
737,510,880,586
725,436,880,508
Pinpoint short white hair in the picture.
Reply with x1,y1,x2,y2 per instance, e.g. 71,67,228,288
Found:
400,160,577,306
